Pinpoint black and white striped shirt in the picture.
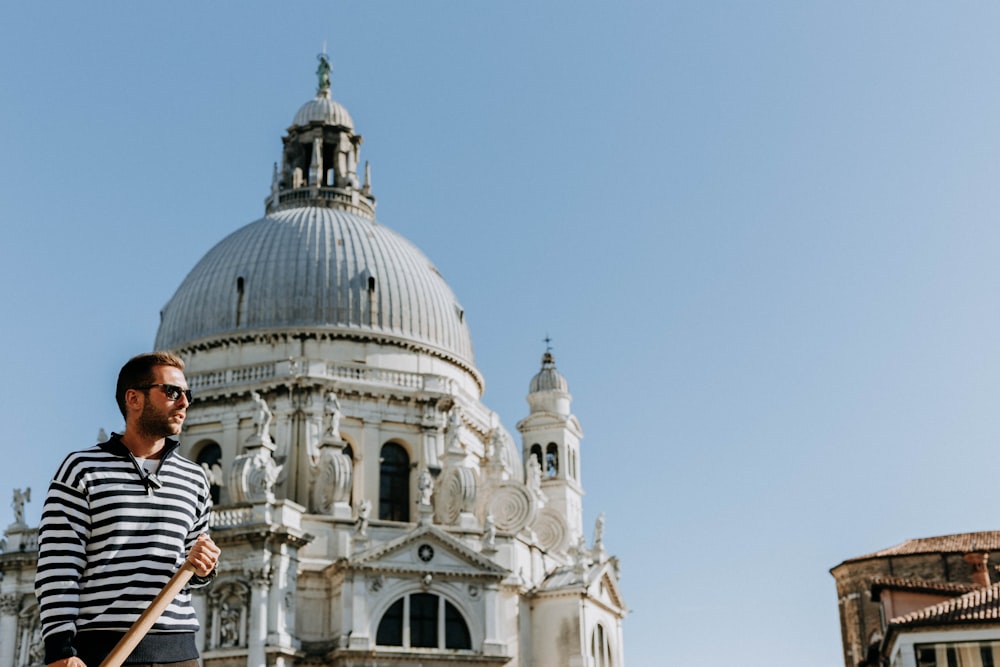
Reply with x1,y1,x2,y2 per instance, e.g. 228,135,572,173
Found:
35,434,212,663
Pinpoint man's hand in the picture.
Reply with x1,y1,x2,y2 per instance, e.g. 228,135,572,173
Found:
48,658,86,667
186,533,220,577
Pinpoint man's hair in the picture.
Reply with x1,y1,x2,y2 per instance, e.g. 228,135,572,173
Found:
115,351,186,417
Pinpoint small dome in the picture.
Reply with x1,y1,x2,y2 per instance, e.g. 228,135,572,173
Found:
529,351,569,393
292,90,354,129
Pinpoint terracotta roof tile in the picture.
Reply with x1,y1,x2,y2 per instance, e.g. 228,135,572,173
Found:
890,581,1000,627
844,531,1000,564
871,576,980,598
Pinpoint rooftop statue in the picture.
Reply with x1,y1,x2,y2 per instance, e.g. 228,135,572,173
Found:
317,52,331,93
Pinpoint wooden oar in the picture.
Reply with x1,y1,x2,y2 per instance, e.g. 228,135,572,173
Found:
99,562,197,667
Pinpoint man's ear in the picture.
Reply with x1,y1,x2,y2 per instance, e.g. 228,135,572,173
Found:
124,387,144,415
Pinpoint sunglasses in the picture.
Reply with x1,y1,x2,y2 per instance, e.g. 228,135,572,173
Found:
135,383,193,402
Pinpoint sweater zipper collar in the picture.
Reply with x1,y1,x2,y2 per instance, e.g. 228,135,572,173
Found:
104,433,180,494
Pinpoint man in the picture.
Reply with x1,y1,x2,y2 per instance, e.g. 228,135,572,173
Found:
35,352,221,667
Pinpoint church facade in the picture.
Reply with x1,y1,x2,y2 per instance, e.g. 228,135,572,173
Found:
0,56,626,667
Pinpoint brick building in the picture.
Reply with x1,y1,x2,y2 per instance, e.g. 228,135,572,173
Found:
832,531,1000,667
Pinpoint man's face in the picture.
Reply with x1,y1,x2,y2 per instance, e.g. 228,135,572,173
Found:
137,365,190,438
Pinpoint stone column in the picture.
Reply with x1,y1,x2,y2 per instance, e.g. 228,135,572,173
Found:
246,565,271,667
266,542,298,649
309,137,323,187
481,583,505,656
346,573,371,650
359,419,380,508
220,413,240,505
0,594,19,667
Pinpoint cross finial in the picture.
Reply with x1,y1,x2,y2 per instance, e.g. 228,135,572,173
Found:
543,334,552,353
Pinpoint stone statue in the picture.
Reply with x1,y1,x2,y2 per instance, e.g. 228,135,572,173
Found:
11,487,30,526
356,499,371,536
444,406,461,452
325,391,343,440
526,455,542,492
201,461,224,488
594,512,605,548
316,53,331,92
418,468,433,506
483,513,496,549
220,602,240,647
250,391,273,444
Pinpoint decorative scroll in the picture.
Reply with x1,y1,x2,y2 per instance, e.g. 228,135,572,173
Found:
434,466,477,525
533,507,569,553
484,482,536,534
229,445,282,504
311,448,352,514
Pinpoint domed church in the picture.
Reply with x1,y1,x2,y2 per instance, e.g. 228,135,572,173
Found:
0,56,626,667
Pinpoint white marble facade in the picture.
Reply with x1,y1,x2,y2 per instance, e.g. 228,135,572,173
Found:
0,57,626,667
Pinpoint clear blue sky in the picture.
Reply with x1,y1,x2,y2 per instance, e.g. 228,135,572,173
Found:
4,3,1000,665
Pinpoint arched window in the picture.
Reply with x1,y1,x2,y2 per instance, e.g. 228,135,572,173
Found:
195,442,223,505
376,598,404,646
379,442,410,522
530,444,543,469
375,593,471,650
545,443,559,478
591,623,612,667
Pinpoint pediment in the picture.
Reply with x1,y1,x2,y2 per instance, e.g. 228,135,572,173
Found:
350,524,508,580
587,562,626,612
535,559,627,615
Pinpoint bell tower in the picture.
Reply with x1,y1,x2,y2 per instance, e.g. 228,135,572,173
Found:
516,347,585,542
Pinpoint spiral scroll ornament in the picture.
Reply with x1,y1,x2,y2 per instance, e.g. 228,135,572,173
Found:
434,466,477,525
533,507,569,553
311,448,352,514
485,482,537,534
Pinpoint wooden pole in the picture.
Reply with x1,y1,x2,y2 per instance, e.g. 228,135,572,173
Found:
98,562,197,667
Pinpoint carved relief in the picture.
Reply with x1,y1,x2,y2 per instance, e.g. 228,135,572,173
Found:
208,580,251,650
16,600,43,667
0,593,18,615
229,446,282,504
245,562,273,588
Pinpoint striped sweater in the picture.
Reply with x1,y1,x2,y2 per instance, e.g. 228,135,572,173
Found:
35,434,213,664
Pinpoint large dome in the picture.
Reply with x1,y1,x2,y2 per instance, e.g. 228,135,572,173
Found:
154,207,475,366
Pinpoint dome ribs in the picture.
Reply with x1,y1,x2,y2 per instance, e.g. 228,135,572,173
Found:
157,208,475,366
